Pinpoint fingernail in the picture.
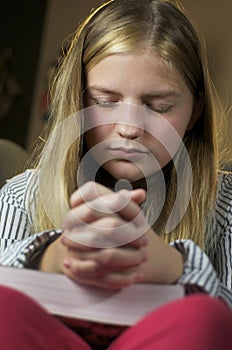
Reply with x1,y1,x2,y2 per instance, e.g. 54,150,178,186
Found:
142,252,148,262
134,271,144,282
60,235,66,244
141,236,148,245
63,259,71,269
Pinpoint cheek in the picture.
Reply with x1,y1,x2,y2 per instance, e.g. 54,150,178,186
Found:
147,118,185,155
145,117,189,167
169,118,190,139
84,126,112,149
148,137,172,168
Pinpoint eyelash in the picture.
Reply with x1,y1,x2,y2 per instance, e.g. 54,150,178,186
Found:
91,98,119,108
144,103,173,114
90,97,173,114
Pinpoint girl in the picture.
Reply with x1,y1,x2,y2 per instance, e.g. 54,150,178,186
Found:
1,0,232,349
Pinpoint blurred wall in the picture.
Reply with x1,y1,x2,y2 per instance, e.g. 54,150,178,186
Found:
181,0,232,155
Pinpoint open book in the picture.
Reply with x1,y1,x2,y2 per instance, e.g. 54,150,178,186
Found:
0,266,184,326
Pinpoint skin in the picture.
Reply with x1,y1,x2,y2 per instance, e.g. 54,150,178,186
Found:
40,51,200,290
84,52,195,182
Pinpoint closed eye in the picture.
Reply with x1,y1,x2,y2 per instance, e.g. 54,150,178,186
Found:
90,97,119,108
144,103,173,114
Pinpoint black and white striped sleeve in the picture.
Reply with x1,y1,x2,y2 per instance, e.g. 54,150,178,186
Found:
214,173,232,306
172,239,232,308
0,171,61,267
172,240,220,296
0,229,61,267
171,173,232,308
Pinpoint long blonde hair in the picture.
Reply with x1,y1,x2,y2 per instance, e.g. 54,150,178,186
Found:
30,0,219,249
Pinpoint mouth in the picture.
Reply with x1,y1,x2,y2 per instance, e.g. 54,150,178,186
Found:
111,146,147,153
109,146,148,159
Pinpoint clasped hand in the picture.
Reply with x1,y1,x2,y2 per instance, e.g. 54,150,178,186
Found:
61,181,149,289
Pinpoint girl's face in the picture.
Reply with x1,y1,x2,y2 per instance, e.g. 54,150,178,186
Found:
84,51,196,183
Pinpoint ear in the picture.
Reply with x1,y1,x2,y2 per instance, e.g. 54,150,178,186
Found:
186,92,204,131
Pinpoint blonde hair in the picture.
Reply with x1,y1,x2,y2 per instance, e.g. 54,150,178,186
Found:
30,0,220,249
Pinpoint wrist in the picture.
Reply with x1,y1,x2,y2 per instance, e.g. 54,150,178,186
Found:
39,236,65,273
139,232,184,284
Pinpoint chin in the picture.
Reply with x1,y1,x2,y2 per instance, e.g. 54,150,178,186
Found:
106,167,142,181
108,170,145,185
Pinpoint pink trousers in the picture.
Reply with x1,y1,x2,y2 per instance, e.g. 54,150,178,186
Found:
0,285,232,350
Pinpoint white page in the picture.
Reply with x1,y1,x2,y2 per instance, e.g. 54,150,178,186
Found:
0,266,184,325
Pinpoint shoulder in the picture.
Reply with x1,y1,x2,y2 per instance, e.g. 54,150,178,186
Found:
0,170,38,210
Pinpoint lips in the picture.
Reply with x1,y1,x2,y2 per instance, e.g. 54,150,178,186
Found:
109,146,148,159
111,147,147,153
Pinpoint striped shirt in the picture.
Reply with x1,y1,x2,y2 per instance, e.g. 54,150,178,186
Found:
1,170,232,306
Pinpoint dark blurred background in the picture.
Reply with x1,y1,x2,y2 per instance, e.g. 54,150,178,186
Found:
0,0,47,146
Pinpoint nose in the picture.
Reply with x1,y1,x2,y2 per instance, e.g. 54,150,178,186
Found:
115,104,144,139
115,123,144,139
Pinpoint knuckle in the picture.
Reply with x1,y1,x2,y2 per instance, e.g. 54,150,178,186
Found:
72,261,97,277
86,181,97,193
72,262,85,276
91,263,100,274
78,181,96,201
109,195,125,212
79,232,98,247
106,216,121,229
70,207,80,221
83,181,95,190
100,249,115,266
84,203,95,217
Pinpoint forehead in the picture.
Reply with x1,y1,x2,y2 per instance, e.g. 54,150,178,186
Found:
86,51,188,94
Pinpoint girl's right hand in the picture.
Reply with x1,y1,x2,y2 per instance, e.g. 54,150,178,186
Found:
40,182,149,289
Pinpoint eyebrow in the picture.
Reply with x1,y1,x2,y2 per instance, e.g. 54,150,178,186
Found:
86,85,181,98
86,85,122,96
